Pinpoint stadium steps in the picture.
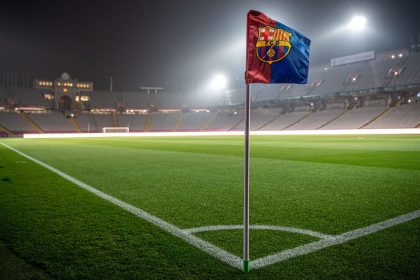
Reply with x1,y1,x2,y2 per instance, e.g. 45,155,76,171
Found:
316,108,351,129
69,118,82,133
91,115,99,132
230,118,244,131
256,113,282,130
19,112,44,133
0,124,16,136
144,113,152,132
172,113,185,131
359,106,395,129
282,111,314,130
199,112,218,131
112,112,119,127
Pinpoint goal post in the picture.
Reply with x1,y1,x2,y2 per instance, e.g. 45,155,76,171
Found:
102,127,130,133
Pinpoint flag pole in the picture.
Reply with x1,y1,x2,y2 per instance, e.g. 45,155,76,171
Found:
243,82,251,272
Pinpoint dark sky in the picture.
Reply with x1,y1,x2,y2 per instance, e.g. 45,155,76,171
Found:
1,0,419,90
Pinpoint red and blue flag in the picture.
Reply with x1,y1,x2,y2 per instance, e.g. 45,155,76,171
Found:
245,10,311,84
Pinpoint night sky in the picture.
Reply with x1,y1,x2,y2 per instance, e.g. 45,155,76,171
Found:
1,0,419,90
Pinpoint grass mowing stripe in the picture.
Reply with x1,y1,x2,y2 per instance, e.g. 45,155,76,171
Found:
38,136,420,171
252,210,420,269
0,142,242,270
7,138,419,232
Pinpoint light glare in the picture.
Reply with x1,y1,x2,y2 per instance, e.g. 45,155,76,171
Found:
349,16,367,32
208,74,228,91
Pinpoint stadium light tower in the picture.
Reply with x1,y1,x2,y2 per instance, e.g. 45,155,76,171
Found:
208,73,228,91
349,16,367,32
348,15,367,51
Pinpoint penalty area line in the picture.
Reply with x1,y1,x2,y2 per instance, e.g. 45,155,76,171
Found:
0,142,242,270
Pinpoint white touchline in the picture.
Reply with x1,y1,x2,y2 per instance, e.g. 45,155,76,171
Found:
1,141,419,271
0,142,242,270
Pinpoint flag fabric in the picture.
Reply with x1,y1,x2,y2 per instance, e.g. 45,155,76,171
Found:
245,10,311,84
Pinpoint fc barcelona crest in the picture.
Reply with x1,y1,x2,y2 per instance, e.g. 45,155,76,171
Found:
256,26,292,64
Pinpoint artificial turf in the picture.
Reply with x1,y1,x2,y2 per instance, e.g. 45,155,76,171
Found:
0,135,419,279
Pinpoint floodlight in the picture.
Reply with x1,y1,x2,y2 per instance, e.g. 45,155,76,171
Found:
349,16,366,32
209,74,228,91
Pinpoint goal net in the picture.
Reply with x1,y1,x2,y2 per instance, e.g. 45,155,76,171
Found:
102,127,130,133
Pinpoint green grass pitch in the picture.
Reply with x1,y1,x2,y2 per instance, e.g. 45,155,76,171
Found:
0,135,419,279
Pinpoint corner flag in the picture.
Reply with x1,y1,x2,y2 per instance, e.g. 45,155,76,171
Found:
245,10,311,84
242,10,310,273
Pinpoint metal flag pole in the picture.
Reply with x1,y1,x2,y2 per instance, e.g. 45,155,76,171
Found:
243,82,251,272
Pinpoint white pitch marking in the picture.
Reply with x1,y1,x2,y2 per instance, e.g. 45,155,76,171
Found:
251,210,420,269
2,141,420,271
183,225,334,240
0,142,242,270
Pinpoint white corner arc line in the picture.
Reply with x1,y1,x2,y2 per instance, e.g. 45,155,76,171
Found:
0,142,242,270
183,225,334,239
251,210,420,269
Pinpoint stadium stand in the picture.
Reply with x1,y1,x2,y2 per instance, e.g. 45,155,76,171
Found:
150,112,180,131
230,108,281,130
89,91,118,108
284,108,346,130
175,111,210,131
321,105,386,129
119,91,148,108
249,109,280,130
156,92,182,108
93,114,113,131
75,113,99,132
227,88,246,105
118,114,147,132
12,88,50,107
0,88,8,106
365,103,420,128
390,52,420,87
1,48,419,136
199,112,218,131
312,63,363,96
29,112,75,132
206,111,244,131
260,109,310,131
0,111,36,134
